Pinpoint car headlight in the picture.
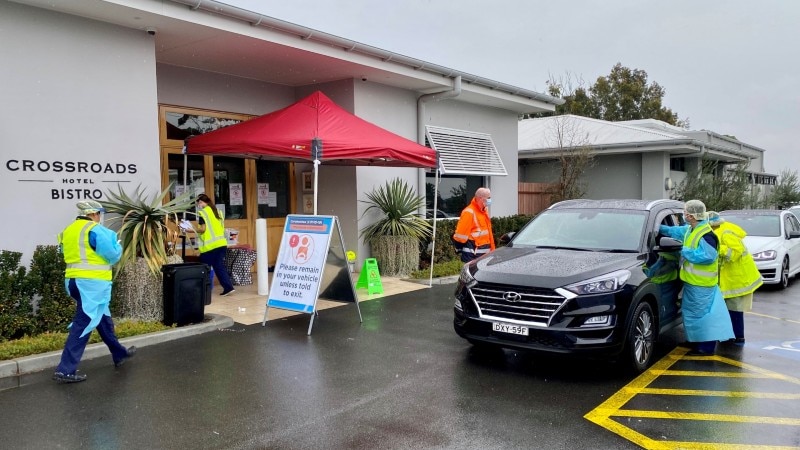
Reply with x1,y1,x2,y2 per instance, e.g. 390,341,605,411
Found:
752,250,777,261
562,269,631,295
458,263,477,287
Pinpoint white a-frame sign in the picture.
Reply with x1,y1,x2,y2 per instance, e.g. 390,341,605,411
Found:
263,215,362,335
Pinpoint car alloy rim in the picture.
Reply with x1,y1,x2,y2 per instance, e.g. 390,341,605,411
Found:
634,310,653,364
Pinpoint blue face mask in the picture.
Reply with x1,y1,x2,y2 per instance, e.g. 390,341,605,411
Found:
485,198,492,206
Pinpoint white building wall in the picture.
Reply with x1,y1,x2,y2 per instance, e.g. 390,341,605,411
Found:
423,100,519,216
520,154,643,200
641,152,671,200
0,2,159,262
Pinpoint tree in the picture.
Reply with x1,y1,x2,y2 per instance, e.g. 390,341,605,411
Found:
545,116,595,202
671,160,761,211
528,63,689,128
769,169,800,209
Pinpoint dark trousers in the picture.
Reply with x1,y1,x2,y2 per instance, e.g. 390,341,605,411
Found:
695,341,717,353
56,279,128,374
460,252,478,263
200,246,234,292
729,310,745,339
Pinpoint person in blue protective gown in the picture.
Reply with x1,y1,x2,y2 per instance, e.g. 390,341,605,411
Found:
659,199,734,355
53,200,136,383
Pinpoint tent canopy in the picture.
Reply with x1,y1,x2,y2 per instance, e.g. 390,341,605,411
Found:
186,91,437,168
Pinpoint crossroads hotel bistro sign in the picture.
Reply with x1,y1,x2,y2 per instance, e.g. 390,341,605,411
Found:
5,158,139,200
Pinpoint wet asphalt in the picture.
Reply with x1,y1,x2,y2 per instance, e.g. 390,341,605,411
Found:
2,282,799,449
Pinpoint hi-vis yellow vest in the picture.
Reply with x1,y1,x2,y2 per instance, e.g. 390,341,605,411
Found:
680,222,718,287
714,223,763,298
59,219,112,281
197,206,226,253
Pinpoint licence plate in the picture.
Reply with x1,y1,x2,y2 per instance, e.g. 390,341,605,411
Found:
492,322,529,336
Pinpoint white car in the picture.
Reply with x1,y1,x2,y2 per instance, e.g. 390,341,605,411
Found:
719,210,800,289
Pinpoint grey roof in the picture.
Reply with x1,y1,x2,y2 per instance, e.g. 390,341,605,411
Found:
518,115,764,161
548,198,684,211
519,115,687,151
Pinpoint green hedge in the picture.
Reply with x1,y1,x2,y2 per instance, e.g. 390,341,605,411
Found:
419,214,534,268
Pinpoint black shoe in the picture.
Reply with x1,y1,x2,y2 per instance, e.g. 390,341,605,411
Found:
734,338,745,345
114,346,137,368
220,289,236,297
53,371,87,383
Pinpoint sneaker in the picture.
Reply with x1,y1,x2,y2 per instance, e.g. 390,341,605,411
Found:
220,289,236,296
53,371,87,383
114,346,137,368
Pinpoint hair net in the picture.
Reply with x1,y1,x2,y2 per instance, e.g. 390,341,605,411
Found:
76,200,105,215
684,199,708,221
707,211,725,226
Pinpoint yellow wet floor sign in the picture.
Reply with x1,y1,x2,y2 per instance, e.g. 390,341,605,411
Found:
355,258,383,295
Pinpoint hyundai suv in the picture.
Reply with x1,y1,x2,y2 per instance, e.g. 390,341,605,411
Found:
453,199,686,372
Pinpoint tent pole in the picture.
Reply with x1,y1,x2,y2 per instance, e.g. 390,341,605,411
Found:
313,159,319,215
181,143,189,259
428,168,440,287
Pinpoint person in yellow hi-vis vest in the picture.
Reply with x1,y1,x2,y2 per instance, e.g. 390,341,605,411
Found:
53,200,136,383
182,194,235,296
659,199,734,355
707,211,763,345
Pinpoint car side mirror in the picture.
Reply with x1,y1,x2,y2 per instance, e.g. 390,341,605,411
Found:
789,231,800,240
499,232,516,244
655,236,682,251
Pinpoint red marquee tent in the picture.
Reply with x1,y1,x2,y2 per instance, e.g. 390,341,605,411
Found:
186,90,437,168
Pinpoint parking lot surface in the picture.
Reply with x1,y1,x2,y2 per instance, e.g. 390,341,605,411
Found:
1,283,799,449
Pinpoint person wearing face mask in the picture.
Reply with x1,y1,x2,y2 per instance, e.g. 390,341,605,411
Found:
53,200,136,383
452,187,495,263
181,194,235,296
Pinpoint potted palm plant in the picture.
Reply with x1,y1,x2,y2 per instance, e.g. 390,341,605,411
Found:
101,183,195,321
360,178,432,276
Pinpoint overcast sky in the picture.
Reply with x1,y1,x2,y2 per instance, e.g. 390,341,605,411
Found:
225,0,799,175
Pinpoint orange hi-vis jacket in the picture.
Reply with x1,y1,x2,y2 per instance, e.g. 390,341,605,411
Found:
452,198,495,257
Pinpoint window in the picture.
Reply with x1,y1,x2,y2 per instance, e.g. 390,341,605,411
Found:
213,157,247,219
256,160,290,217
165,112,244,141
168,154,205,200
669,158,686,172
426,173,484,217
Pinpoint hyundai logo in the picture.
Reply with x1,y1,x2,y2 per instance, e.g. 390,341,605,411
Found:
503,291,522,302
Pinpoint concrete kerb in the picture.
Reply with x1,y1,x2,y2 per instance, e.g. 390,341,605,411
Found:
403,275,459,286
0,313,233,384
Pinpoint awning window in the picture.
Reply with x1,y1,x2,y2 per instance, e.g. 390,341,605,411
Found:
425,125,507,176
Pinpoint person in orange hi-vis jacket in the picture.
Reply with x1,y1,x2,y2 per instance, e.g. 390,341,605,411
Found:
452,187,495,263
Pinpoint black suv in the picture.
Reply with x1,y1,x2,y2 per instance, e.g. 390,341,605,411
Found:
453,199,686,372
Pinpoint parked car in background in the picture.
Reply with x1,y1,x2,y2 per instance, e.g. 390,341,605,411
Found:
453,199,686,373
719,210,800,289
788,205,800,220
426,209,454,219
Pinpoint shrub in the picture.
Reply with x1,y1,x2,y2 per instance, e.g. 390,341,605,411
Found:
0,319,171,360
27,245,74,334
0,251,35,341
409,259,464,279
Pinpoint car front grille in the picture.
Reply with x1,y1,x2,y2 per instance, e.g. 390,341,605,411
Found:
468,282,567,326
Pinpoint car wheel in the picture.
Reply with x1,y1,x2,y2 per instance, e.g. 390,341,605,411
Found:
778,257,790,290
625,302,655,373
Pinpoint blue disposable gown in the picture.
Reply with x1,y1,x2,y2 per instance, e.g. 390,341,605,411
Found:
65,224,122,337
660,222,734,342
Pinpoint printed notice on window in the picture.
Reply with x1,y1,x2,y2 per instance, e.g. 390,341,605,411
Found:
230,183,243,206
257,183,269,205
267,215,334,313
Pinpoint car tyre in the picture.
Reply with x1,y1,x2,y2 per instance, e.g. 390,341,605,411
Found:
778,257,790,290
625,302,655,373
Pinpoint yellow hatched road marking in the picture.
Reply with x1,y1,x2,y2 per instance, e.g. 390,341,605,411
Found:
612,409,800,425
585,347,800,449
636,387,800,399
660,370,773,378
658,442,800,450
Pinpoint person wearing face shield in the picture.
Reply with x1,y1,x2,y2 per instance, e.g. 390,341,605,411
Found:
707,211,762,344
53,200,136,383
452,187,495,263
659,199,734,355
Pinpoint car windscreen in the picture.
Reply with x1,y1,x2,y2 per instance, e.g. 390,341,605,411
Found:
512,209,647,251
720,214,781,237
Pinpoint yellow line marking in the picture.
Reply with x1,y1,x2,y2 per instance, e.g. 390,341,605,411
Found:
612,409,800,425
747,310,800,325
636,387,800,399
585,346,800,449
660,370,773,378
657,441,800,450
